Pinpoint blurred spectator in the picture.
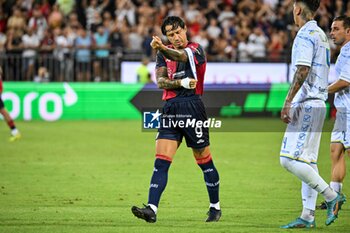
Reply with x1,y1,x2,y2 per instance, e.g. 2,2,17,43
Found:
93,25,110,82
21,27,40,81
74,27,94,82
168,0,183,17
128,26,143,50
0,31,6,55
268,31,284,62
218,4,235,29
84,0,108,31
109,23,124,54
40,0,51,18
204,0,220,20
192,30,209,52
206,18,221,40
225,38,239,62
115,0,136,26
142,28,153,57
248,27,268,61
136,57,151,84
237,36,252,62
185,1,200,25
34,66,49,82
67,12,81,29
7,7,26,35
102,11,115,33
53,27,73,81
57,0,75,16
137,1,155,19
6,29,22,80
48,4,64,29
40,28,55,78
28,6,48,40
0,6,7,33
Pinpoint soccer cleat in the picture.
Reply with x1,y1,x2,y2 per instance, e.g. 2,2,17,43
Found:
316,201,327,210
325,193,346,226
131,204,157,223
206,207,221,222
9,133,21,142
280,217,316,229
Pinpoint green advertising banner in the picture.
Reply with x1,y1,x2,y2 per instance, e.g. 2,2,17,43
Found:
2,82,143,121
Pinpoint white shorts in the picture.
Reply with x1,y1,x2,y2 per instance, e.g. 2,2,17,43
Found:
331,111,350,150
280,100,326,164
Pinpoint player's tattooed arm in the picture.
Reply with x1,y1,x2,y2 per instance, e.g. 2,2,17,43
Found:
281,65,310,123
156,66,181,89
159,47,188,63
285,65,310,102
150,36,188,62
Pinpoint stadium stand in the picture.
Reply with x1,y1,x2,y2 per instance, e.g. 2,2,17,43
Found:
0,0,348,81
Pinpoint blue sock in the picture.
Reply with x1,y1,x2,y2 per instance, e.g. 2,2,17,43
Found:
148,157,171,207
198,159,220,204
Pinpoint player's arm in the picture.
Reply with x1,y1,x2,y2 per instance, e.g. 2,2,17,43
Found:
151,36,188,62
281,65,310,123
156,66,181,89
328,79,350,94
156,66,197,90
159,46,188,63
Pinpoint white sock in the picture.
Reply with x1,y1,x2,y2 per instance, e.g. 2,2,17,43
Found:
321,187,337,202
301,207,315,222
148,204,157,214
280,157,329,193
330,181,342,193
11,128,19,136
301,163,319,209
209,202,220,210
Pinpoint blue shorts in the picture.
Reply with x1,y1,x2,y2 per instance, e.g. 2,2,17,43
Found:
156,95,210,149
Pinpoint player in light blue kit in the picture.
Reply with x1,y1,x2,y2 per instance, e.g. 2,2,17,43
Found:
317,15,350,209
279,0,346,228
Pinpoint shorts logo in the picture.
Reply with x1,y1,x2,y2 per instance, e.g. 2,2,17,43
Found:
143,109,162,129
197,139,205,144
303,114,311,122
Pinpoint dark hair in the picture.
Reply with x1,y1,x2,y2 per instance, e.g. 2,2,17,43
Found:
333,15,350,29
161,16,186,35
295,0,320,13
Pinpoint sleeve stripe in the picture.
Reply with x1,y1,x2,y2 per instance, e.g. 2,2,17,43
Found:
339,76,350,83
295,61,312,67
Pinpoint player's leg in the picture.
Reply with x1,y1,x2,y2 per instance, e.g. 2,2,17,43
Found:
280,101,344,227
131,137,180,223
192,146,221,222
300,163,318,223
330,143,346,193
0,99,21,141
318,114,349,209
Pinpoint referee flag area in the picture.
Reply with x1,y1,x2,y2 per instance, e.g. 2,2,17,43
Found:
0,120,349,232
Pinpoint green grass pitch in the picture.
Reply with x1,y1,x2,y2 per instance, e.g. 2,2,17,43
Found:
0,119,349,233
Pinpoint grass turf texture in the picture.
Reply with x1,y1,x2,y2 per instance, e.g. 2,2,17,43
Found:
0,119,349,233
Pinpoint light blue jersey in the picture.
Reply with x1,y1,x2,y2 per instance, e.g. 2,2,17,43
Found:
291,20,330,103
334,41,350,113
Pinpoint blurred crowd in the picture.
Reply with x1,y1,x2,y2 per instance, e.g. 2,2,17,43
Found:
0,0,349,81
